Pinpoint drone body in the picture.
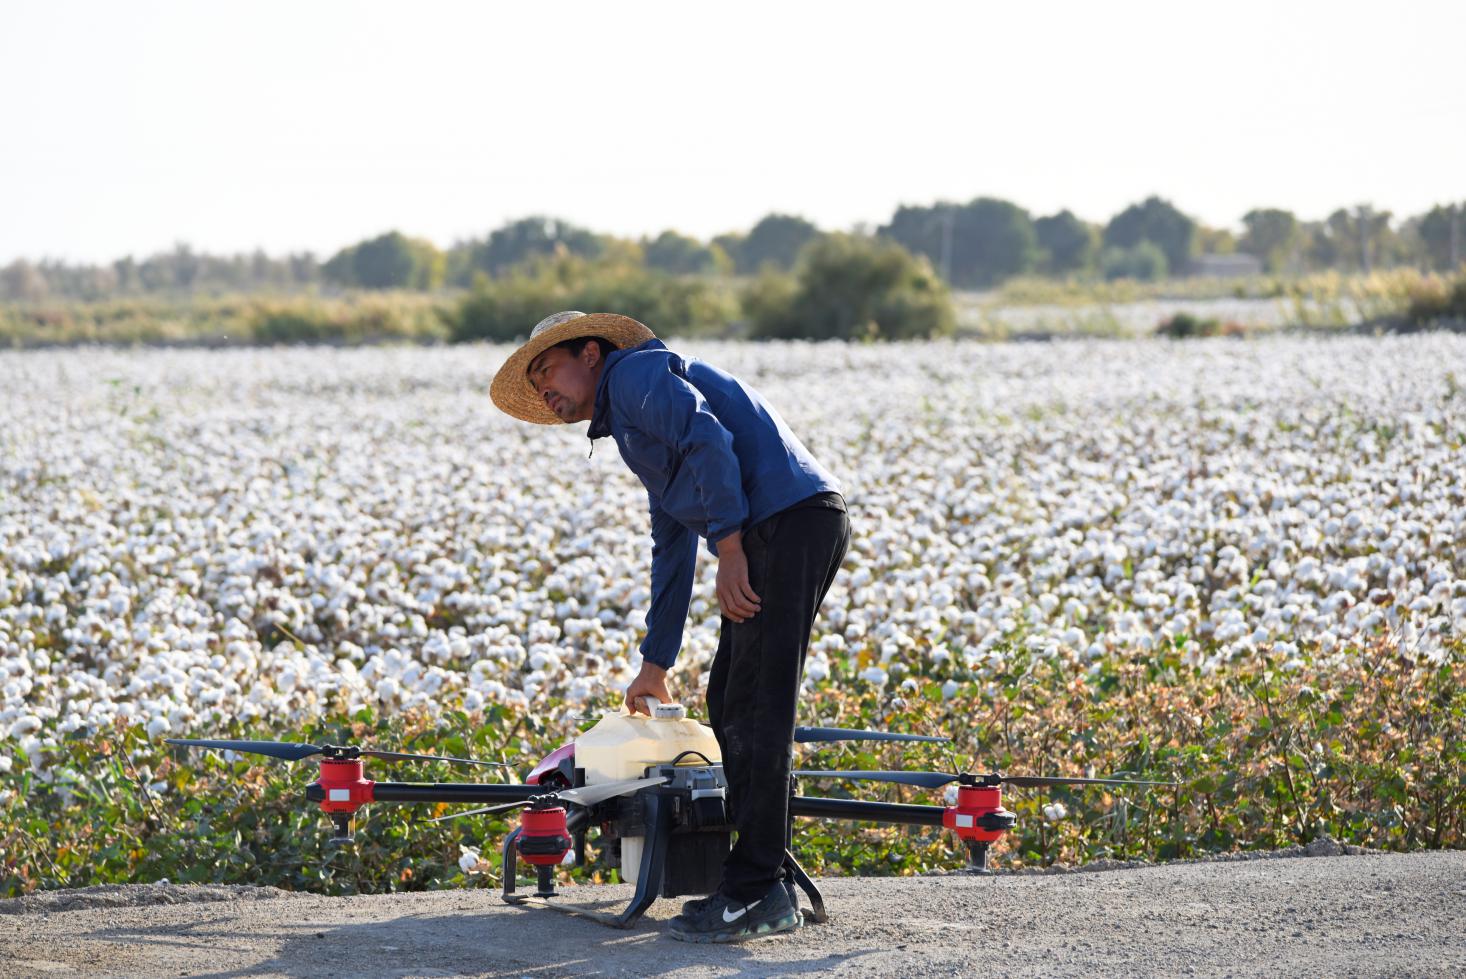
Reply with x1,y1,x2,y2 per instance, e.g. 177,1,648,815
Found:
547,701,725,889
165,702,1172,929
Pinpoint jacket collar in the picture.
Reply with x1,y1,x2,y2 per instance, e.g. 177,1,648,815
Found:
588,337,667,440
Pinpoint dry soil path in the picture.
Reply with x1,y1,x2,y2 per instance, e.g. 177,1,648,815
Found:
3,851,1464,978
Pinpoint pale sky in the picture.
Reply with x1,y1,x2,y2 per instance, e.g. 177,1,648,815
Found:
2,0,1463,265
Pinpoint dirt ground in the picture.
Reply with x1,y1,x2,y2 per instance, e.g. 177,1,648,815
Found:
3,849,1463,978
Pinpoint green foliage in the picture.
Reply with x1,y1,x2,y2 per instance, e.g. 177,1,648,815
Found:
793,645,1465,873
1313,205,1396,273
879,197,1039,288
1034,210,1098,275
250,295,451,344
1154,312,1246,339
732,214,822,273
447,253,738,343
0,707,533,897
0,247,321,302
0,293,449,348
642,230,728,275
8,199,1466,306
745,233,955,340
4,650,1460,895
447,217,607,285
1415,204,1464,272
738,268,800,336
323,232,445,290
1103,196,1197,273
1195,225,1237,255
1101,241,1169,282
1240,208,1302,274
1404,271,1466,325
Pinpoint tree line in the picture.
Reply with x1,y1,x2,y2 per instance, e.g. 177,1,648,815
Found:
4,197,1463,302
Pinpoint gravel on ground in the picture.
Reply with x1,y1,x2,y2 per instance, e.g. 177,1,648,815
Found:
2,850,1463,978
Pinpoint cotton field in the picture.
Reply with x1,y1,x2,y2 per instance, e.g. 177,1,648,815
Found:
2,336,1464,765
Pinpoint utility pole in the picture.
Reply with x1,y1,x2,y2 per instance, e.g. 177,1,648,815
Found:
939,209,955,285
1358,206,1372,274
1451,204,1461,270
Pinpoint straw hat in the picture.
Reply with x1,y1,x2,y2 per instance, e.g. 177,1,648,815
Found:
489,311,657,424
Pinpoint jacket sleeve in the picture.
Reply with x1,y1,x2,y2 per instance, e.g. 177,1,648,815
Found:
619,358,749,545
641,491,699,670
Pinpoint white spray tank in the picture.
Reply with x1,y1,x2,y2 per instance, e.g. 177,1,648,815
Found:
575,698,721,884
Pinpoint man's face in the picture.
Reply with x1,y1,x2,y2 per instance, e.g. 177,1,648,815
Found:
526,343,603,423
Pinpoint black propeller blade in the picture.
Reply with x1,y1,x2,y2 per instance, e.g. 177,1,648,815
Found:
794,769,1177,789
793,726,948,744
165,738,507,768
427,775,668,823
165,738,325,762
795,769,954,788
999,774,1177,788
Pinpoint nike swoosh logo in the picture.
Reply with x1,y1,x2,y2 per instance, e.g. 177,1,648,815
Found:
721,896,768,926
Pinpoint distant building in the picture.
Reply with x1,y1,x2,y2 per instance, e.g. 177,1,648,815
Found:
1189,254,1263,278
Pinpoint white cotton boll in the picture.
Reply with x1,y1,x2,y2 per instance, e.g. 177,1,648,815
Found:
806,657,830,683
1042,802,1067,822
146,715,170,737
941,679,960,700
9,715,41,739
859,667,888,687
528,647,560,671
458,846,483,874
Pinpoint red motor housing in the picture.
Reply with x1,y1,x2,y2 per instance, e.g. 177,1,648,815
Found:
517,806,573,867
943,785,1015,843
317,758,375,815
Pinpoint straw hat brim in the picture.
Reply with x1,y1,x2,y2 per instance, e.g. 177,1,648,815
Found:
490,313,657,424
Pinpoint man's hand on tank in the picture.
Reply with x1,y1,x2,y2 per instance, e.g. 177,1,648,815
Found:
624,662,672,715
714,535,761,623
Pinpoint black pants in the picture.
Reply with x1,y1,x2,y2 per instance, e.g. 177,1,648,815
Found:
706,492,851,903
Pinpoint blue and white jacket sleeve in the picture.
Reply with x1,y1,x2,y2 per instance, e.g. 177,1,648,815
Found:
624,359,749,545
641,492,699,669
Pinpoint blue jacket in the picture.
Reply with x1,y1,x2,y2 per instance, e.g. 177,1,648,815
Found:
588,338,841,669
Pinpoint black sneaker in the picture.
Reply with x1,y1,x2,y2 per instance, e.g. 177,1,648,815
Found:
678,893,716,918
679,880,800,921
667,882,800,943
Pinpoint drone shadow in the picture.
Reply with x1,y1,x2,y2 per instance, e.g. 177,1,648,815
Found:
78,895,884,978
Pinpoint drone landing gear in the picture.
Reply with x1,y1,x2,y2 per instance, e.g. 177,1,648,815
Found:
783,848,828,924
501,790,827,929
501,789,678,928
964,840,993,874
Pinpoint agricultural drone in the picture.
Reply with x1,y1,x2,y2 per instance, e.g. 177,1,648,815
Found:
165,700,1172,929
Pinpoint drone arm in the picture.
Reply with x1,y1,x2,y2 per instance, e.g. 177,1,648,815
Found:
363,782,545,805
789,795,948,828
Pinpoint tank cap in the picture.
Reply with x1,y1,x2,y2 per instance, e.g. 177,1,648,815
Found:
652,703,687,720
